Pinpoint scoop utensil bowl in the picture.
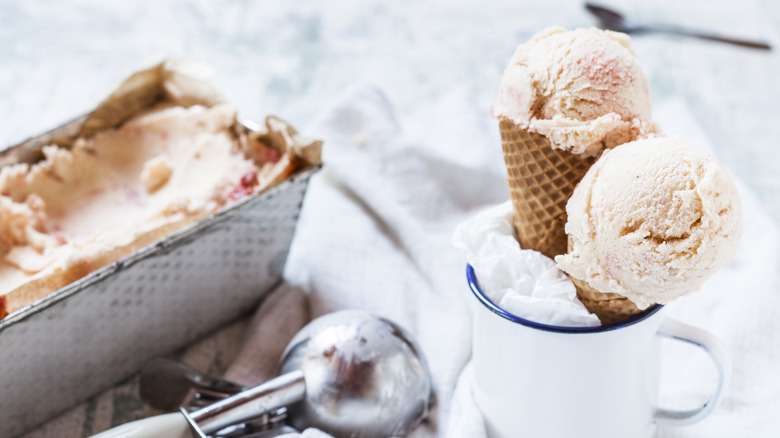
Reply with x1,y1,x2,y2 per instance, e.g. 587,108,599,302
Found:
585,3,771,50
93,310,432,438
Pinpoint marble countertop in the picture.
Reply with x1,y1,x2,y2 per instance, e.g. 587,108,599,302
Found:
2,0,779,222
4,0,778,436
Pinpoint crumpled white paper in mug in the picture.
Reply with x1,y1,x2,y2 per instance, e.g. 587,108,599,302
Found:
453,201,601,327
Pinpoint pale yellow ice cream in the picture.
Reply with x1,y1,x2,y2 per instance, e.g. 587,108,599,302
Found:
555,137,742,309
0,61,322,319
493,27,658,157
0,104,275,306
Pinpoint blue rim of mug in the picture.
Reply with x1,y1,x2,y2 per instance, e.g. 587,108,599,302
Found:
467,264,663,334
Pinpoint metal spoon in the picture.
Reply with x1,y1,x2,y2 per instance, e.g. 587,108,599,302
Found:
585,3,772,50
93,310,432,438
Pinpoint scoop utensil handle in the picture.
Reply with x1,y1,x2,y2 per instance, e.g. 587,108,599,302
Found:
88,413,191,438
91,371,305,438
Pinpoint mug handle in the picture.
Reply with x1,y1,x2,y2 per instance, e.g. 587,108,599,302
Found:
653,317,732,426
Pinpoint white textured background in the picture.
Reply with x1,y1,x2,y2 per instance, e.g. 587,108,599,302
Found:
3,0,779,436
2,0,779,222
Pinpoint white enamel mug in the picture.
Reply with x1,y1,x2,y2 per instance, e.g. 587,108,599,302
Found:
467,265,731,438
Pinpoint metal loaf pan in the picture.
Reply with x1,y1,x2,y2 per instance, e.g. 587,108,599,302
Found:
0,62,321,437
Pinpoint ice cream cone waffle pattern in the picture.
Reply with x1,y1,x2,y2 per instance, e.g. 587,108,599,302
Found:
499,117,595,259
569,269,642,325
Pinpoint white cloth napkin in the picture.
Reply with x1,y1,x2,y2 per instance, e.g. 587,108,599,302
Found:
255,85,780,437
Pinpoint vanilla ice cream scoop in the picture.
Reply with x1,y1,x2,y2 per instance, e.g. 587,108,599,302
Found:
494,27,657,156
555,137,742,309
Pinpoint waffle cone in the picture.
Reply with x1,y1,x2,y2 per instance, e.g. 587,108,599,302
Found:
570,276,642,324
499,118,596,259
563,237,642,324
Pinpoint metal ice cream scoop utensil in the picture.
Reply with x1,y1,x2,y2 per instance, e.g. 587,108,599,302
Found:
93,310,432,438
140,359,289,434
585,3,772,50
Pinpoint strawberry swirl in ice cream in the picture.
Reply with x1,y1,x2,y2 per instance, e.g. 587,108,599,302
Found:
494,27,658,157
0,105,264,309
0,61,321,318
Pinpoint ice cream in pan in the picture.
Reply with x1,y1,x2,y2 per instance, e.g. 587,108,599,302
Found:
0,62,321,318
494,27,741,323
0,105,250,300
